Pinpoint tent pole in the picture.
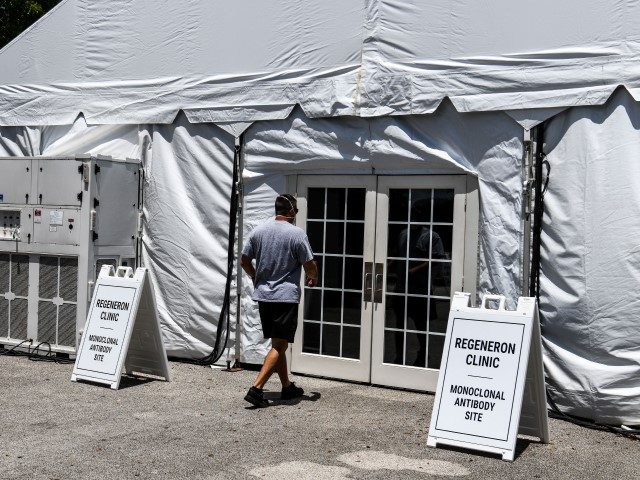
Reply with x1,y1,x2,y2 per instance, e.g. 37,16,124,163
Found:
521,129,533,296
234,134,245,366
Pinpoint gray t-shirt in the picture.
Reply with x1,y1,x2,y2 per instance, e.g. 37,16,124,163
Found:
242,219,314,303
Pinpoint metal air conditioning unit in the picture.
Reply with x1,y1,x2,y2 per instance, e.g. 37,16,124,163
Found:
0,156,142,354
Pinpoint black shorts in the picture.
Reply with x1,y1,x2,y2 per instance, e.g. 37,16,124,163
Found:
258,302,299,343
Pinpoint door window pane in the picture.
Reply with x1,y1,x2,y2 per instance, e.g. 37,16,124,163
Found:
433,189,454,223
406,297,428,331
409,226,432,259
326,188,346,219
389,189,409,222
431,225,452,260
324,257,342,288
314,255,324,288
307,221,324,253
342,326,361,359
325,223,344,254
308,188,326,219
429,298,449,333
407,261,429,294
343,292,362,325
345,223,364,255
387,224,407,257
322,290,342,324
405,332,427,367
427,335,446,369
385,295,404,329
344,257,363,290
346,188,366,220
386,260,406,294
304,289,321,321
303,322,320,354
384,330,404,365
322,323,341,356
430,262,451,297
410,189,432,223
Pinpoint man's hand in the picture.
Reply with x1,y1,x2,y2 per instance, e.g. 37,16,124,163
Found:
241,254,256,282
303,259,318,288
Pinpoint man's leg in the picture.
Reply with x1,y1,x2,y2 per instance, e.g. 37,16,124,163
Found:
275,349,291,388
253,338,289,389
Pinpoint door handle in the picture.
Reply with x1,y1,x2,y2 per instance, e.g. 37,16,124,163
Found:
373,262,383,303
364,262,373,302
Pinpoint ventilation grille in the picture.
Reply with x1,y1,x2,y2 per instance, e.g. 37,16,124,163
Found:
11,298,28,340
11,255,29,296
0,298,8,338
38,301,57,345
36,256,78,348
0,253,30,341
0,254,79,348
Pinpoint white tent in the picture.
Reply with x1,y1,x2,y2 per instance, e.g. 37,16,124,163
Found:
1,0,639,425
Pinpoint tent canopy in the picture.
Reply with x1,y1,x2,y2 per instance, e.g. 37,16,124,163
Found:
2,0,640,125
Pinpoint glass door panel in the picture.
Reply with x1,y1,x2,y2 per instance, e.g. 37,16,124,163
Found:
371,176,467,391
292,176,377,382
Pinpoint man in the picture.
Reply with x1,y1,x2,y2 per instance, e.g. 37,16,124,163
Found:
241,193,318,407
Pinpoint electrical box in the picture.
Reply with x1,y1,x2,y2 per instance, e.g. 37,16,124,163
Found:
0,156,142,354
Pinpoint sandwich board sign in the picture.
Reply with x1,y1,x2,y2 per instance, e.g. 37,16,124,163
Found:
427,292,549,461
72,266,170,390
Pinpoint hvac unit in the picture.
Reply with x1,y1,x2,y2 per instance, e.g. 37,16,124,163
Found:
0,156,142,354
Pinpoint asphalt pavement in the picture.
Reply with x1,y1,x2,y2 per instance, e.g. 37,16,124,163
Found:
1,356,637,479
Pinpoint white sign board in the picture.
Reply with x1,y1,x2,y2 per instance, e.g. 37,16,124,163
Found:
427,293,549,461
72,266,170,389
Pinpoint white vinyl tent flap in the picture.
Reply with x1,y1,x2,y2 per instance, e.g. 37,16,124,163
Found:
540,89,640,425
141,115,237,359
2,1,640,124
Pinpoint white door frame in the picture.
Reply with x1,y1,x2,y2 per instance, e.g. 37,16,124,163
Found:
291,175,377,382
291,174,479,390
370,175,470,391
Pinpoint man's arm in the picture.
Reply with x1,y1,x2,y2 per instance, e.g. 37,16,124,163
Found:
241,254,256,281
303,259,318,287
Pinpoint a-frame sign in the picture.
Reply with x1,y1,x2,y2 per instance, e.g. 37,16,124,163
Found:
427,292,549,461
72,266,170,389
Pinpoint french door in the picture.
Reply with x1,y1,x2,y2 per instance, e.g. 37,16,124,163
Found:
291,175,473,391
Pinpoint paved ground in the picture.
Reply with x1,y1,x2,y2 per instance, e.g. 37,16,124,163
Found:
1,356,638,480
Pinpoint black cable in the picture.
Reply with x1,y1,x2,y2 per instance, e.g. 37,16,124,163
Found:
0,339,32,356
529,124,546,299
178,135,242,367
0,340,74,364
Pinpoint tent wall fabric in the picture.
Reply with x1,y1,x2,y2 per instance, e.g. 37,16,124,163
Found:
3,1,640,125
142,115,237,359
540,89,640,424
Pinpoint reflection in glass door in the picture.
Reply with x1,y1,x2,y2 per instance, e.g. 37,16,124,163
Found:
371,176,467,391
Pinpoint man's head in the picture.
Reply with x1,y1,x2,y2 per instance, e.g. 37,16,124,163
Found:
275,193,298,218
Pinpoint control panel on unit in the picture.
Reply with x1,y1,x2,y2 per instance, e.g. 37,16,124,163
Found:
32,207,80,246
0,210,21,241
